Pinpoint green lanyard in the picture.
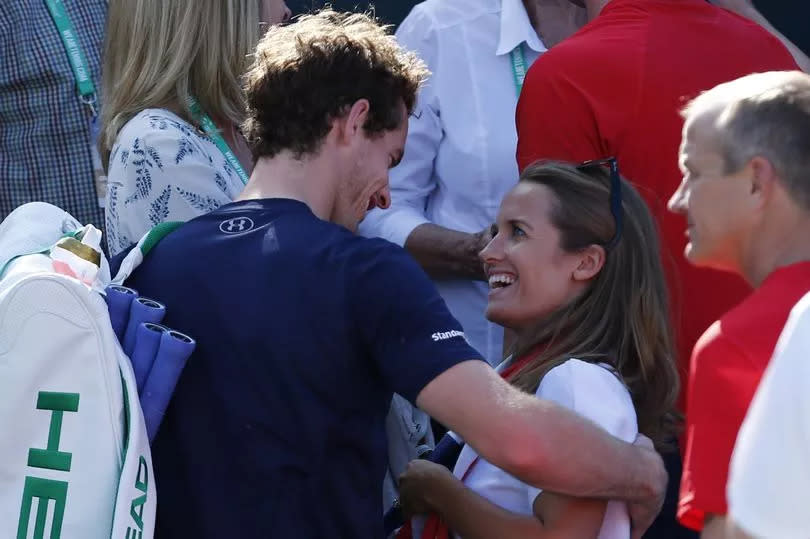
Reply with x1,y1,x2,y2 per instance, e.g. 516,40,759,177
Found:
187,96,250,185
510,44,529,97
44,0,98,116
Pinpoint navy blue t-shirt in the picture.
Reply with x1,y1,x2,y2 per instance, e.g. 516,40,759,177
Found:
123,199,483,538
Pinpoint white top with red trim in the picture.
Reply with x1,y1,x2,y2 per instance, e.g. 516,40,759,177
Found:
452,358,637,539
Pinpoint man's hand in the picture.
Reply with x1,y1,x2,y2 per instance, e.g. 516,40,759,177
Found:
404,223,493,281
628,435,668,539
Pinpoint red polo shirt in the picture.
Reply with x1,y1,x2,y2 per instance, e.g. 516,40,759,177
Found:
678,262,810,529
515,0,798,410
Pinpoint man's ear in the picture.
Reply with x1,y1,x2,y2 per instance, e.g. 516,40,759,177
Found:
337,99,371,145
572,244,606,282
748,155,778,211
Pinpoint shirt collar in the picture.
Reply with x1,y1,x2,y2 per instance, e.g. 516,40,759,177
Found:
496,0,547,56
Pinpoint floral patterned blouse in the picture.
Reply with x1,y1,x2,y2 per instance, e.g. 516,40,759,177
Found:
104,109,245,255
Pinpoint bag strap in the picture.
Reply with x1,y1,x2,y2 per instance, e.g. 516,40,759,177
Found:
111,222,183,285
140,221,183,257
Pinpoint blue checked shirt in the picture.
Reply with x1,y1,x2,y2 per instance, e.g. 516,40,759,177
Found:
0,0,107,229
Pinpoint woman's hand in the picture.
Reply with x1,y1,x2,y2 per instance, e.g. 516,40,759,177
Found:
398,460,458,516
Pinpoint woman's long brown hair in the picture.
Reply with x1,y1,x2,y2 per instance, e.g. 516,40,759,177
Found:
506,161,680,449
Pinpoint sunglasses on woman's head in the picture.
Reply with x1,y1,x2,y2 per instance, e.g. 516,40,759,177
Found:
576,157,623,249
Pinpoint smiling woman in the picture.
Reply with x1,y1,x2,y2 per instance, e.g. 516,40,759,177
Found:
398,161,680,538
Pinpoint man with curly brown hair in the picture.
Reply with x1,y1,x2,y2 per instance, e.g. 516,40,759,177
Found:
121,10,668,538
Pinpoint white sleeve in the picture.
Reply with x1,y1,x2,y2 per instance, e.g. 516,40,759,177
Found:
526,359,638,504
358,5,441,246
105,118,235,255
728,294,810,539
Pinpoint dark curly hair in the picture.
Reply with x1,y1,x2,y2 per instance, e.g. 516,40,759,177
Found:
242,9,429,159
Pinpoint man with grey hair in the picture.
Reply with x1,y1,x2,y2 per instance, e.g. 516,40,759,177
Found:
668,70,810,538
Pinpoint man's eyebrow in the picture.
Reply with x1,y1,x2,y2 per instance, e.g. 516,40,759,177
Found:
509,218,533,231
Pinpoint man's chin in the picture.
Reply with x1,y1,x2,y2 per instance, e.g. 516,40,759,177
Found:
684,245,738,274
684,243,703,266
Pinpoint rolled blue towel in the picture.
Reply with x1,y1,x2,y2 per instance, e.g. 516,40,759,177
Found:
131,322,167,393
104,285,138,342
141,329,195,443
123,297,165,357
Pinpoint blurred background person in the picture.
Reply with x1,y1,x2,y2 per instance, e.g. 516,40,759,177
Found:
1,0,107,229
727,293,810,539
668,70,810,538
100,0,290,255
399,161,680,538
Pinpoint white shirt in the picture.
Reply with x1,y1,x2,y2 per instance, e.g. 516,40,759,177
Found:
452,359,636,538
358,0,546,364
105,109,245,255
728,291,810,539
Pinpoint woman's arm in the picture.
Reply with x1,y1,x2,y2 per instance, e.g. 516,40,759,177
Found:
399,460,606,539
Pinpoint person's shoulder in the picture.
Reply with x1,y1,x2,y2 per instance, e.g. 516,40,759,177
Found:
690,303,767,396
773,291,810,363
538,359,636,439
402,0,498,32
708,271,810,357
334,233,435,296
540,359,630,399
692,315,744,365
339,233,418,271
115,109,201,146
790,291,810,327
111,108,216,173
526,20,631,83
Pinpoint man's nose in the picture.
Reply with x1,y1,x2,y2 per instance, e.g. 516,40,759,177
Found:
479,231,502,264
668,180,687,214
372,187,391,210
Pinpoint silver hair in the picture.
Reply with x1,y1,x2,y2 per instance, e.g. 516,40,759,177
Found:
682,71,810,210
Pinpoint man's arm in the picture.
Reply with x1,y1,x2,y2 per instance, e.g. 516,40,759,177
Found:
359,4,492,281
711,0,810,72
404,223,490,281
415,360,667,537
702,515,729,539
725,521,754,539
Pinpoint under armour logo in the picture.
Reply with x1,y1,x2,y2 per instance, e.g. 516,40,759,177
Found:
219,217,255,234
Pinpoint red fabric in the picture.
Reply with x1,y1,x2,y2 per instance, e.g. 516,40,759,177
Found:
499,348,538,380
677,262,810,530
396,515,449,539
515,0,799,413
